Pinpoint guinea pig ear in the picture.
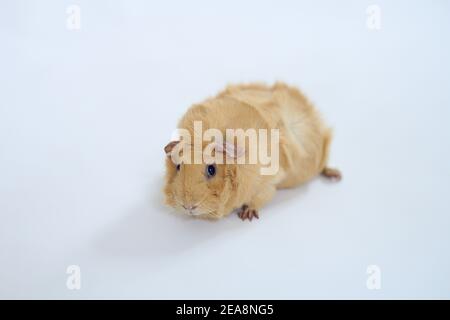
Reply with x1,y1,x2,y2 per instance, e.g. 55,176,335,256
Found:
164,140,180,156
215,141,245,159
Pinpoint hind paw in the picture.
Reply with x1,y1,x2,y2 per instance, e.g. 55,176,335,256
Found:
322,167,342,181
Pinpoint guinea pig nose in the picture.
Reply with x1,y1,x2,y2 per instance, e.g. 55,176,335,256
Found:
183,205,197,210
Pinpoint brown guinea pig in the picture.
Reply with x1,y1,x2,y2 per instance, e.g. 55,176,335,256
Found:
163,82,341,221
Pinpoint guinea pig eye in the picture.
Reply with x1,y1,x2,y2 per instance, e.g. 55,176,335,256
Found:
176,164,181,171
206,164,216,178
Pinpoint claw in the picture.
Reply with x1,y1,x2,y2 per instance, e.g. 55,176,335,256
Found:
237,205,259,221
322,167,342,181
243,209,249,220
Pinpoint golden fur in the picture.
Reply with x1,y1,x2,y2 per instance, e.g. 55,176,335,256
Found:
163,82,341,220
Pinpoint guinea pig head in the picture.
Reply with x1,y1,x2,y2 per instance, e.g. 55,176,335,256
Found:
163,140,239,219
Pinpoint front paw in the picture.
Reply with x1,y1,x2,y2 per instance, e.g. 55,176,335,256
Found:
237,204,259,221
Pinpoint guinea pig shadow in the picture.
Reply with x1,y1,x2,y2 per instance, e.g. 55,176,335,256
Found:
94,174,320,261
94,175,246,261
264,182,310,211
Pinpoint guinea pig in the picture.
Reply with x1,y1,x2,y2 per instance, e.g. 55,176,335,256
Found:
163,82,341,221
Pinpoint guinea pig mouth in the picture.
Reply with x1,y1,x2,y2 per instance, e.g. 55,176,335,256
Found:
182,205,201,216
182,210,203,217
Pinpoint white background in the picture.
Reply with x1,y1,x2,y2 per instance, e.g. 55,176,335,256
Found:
1,0,449,299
